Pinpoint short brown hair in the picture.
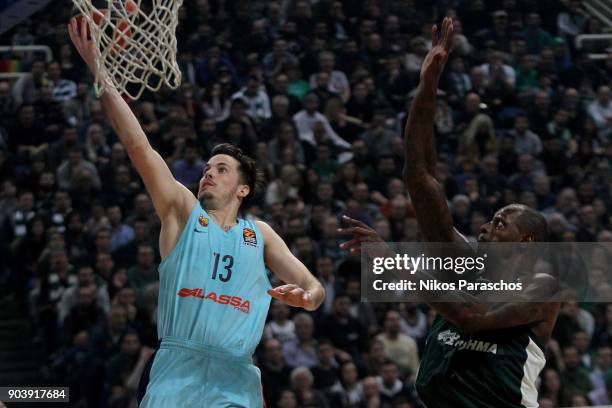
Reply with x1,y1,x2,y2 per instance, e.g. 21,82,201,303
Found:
210,143,265,207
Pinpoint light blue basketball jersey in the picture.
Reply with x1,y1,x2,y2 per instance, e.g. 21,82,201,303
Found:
156,201,272,356
138,202,272,407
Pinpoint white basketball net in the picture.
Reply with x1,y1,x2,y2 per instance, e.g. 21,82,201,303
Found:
71,0,183,99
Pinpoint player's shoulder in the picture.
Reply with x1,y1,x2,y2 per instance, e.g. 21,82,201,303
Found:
253,220,282,247
254,219,273,236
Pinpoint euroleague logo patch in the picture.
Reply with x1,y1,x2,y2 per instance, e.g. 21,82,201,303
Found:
198,214,209,227
243,228,257,247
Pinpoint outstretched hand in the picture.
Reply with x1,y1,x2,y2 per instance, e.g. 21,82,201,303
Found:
337,215,383,254
268,284,316,310
337,215,393,260
420,17,454,88
67,16,99,76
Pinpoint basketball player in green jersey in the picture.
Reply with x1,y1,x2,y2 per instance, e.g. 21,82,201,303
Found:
339,18,560,408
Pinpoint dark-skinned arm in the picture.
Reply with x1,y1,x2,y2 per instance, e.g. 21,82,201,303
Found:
341,18,560,337
432,278,561,335
403,17,455,243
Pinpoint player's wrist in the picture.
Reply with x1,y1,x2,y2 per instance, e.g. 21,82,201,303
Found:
412,83,438,109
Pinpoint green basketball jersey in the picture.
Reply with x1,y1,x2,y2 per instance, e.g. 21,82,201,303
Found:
415,315,546,408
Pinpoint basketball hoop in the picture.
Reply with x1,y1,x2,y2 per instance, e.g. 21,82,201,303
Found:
71,0,183,100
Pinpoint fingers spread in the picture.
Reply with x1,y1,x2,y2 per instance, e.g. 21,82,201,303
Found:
445,20,454,50
431,25,438,47
337,226,362,236
336,227,350,236
337,226,373,237
267,289,285,301
68,18,79,44
271,284,299,294
442,18,448,45
340,239,363,253
68,21,75,43
341,215,367,228
353,226,376,236
267,286,306,306
288,288,304,297
81,15,90,42
339,239,360,249
443,17,454,50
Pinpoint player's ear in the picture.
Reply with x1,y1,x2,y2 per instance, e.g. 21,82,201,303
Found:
237,184,250,199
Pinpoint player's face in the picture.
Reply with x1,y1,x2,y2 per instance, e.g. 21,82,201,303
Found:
198,154,249,210
478,206,522,242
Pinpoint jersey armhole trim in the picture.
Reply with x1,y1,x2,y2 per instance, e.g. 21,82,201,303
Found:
158,201,201,272
526,328,547,354
253,220,274,290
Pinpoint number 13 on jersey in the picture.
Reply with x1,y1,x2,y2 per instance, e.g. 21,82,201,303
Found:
212,252,233,282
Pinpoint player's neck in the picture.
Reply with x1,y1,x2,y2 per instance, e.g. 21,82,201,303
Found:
207,206,240,231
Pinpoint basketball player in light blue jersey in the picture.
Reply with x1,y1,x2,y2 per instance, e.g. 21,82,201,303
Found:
69,18,325,407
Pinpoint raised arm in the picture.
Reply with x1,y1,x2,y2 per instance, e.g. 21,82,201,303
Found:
68,18,194,225
437,300,560,334
403,18,455,242
257,221,325,311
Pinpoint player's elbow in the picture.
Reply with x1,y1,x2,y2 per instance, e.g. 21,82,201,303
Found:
304,281,325,312
312,283,326,311
303,303,319,312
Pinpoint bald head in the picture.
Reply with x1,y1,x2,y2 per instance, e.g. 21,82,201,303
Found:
507,204,550,242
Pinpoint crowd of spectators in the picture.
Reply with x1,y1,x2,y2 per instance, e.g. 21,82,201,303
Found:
1,0,612,407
